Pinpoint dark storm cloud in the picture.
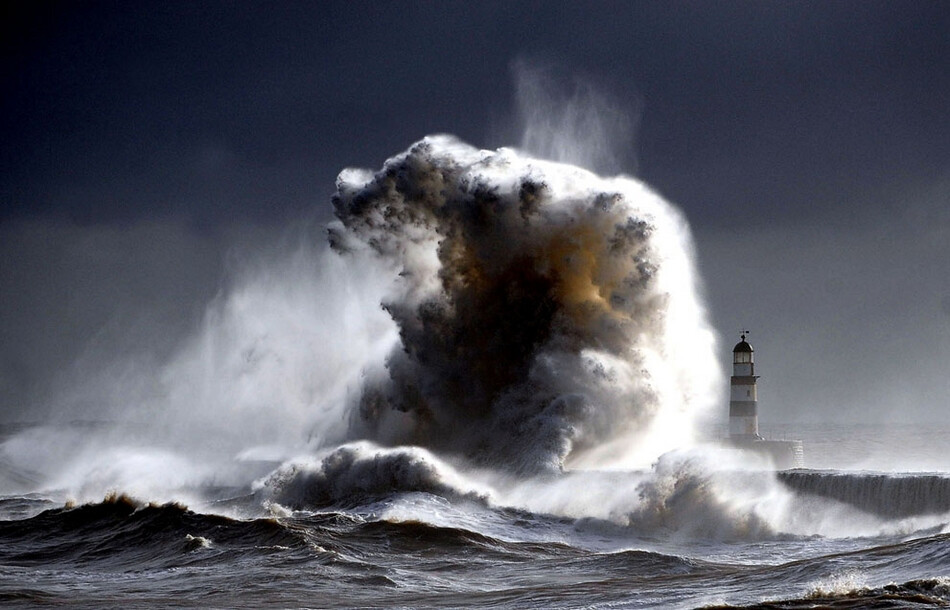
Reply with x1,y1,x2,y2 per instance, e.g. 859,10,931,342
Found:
3,1,946,228
1,1,506,226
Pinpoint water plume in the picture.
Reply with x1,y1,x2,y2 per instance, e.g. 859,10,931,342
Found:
512,60,640,175
2,73,719,500
330,134,719,473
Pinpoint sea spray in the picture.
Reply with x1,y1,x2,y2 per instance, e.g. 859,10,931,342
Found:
512,59,640,176
0,238,401,502
330,135,720,473
2,126,723,513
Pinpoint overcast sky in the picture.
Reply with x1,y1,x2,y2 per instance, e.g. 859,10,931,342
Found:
1,1,948,424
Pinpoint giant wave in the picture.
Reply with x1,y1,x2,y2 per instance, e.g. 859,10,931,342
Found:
328,135,719,474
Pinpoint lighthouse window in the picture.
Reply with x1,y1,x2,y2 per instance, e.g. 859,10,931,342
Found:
747,390,751,397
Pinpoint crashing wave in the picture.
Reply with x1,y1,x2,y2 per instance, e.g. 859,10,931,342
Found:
328,135,718,473
259,443,489,510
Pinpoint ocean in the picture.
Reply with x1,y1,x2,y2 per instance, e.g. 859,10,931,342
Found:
2,423,950,608
3,137,949,608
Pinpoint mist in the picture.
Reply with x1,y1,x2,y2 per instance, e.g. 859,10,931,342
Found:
0,218,223,422
511,60,641,176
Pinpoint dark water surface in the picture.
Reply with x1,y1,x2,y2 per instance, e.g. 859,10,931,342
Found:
2,459,950,608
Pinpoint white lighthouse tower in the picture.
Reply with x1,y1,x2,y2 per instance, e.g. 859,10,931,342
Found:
729,331,761,439
723,330,804,468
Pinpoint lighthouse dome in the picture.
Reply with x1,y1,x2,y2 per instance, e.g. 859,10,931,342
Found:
733,335,753,353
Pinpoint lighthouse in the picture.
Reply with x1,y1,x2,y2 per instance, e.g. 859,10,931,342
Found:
722,331,804,468
729,332,761,439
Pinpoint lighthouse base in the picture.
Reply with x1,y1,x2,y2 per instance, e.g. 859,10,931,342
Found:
725,438,805,470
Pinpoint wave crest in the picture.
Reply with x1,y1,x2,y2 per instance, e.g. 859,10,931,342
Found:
259,443,489,510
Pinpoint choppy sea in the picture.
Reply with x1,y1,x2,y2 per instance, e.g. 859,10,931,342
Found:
2,422,950,609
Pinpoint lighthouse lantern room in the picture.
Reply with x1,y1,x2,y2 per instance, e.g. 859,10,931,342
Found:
729,332,761,439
